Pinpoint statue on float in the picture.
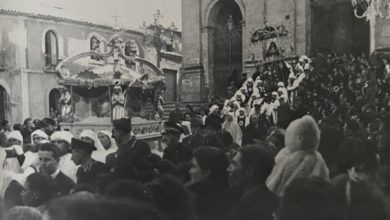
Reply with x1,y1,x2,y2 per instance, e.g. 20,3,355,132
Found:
59,86,73,122
111,85,126,120
155,88,165,119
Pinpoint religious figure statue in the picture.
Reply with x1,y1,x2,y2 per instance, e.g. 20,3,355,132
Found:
59,86,73,122
112,86,125,120
156,88,165,119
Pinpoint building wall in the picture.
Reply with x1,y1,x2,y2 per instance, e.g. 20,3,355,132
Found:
0,12,181,124
375,18,390,50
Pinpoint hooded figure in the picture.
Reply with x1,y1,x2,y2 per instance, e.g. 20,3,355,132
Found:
266,115,329,196
208,105,220,116
235,107,248,131
97,130,118,156
222,112,242,146
4,131,24,173
30,129,49,145
79,130,107,163
222,100,233,116
243,78,255,100
50,131,78,183
22,129,50,171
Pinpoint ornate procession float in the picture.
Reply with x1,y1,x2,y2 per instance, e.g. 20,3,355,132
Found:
55,34,166,141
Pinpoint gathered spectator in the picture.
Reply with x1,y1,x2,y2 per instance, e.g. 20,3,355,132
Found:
50,131,78,182
264,128,286,153
38,143,75,196
1,120,11,135
336,136,379,178
318,124,345,177
80,130,109,163
182,114,204,153
187,147,230,220
21,118,33,144
146,175,194,220
105,179,151,203
267,115,329,196
168,103,184,124
332,174,388,220
227,144,278,220
162,122,191,165
109,118,151,180
242,114,266,145
20,173,56,208
41,118,56,136
42,195,164,220
5,206,42,220
70,138,109,186
277,177,343,220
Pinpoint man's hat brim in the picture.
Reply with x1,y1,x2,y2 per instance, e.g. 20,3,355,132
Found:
71,138,97,151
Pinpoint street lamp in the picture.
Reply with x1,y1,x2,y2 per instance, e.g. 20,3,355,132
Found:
227,15,234,31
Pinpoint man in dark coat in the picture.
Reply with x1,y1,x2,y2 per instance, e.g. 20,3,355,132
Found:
21,117,33,144
182,114,204,153
227,144,278,220
168,103,184,124
70,138,110,185
38,143,75,196
109,118,151,180
4,143,76,207
242,114,266,146
162,122,191,164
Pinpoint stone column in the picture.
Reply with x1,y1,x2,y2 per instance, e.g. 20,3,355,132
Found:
20,69,30,120
180,0,205,102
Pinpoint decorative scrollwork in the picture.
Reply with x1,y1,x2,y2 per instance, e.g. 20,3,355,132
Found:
251,23,288,43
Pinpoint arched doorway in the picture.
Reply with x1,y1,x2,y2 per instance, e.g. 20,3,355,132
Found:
49,89,61,117
209,0,243,98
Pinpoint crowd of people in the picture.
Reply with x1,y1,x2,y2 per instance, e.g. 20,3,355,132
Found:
1,51,390,220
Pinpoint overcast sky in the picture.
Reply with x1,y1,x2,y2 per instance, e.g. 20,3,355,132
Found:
0,0,182,31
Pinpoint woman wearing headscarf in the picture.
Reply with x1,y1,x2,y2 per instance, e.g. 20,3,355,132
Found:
51,131,78,182
97,130,118,155
266,115,329,197
79,130,107,163
222,112,242,146
21,129,49,171
30,129,49,145
4,131,24,173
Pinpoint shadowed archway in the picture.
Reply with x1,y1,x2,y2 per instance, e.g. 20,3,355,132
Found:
208,0,243,98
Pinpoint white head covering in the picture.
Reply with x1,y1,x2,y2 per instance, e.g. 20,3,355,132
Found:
50,131,74,145
277,82,285,87
30,129,49,144
208,105,219,115
7,131,24,145
97,130,118,153
79,130,107,163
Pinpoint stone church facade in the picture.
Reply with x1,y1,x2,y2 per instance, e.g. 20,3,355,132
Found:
180,0,390,101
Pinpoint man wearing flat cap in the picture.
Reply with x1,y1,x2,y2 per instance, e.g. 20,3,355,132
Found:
71,138,109,185
162,122,191,164
109,117,151,180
